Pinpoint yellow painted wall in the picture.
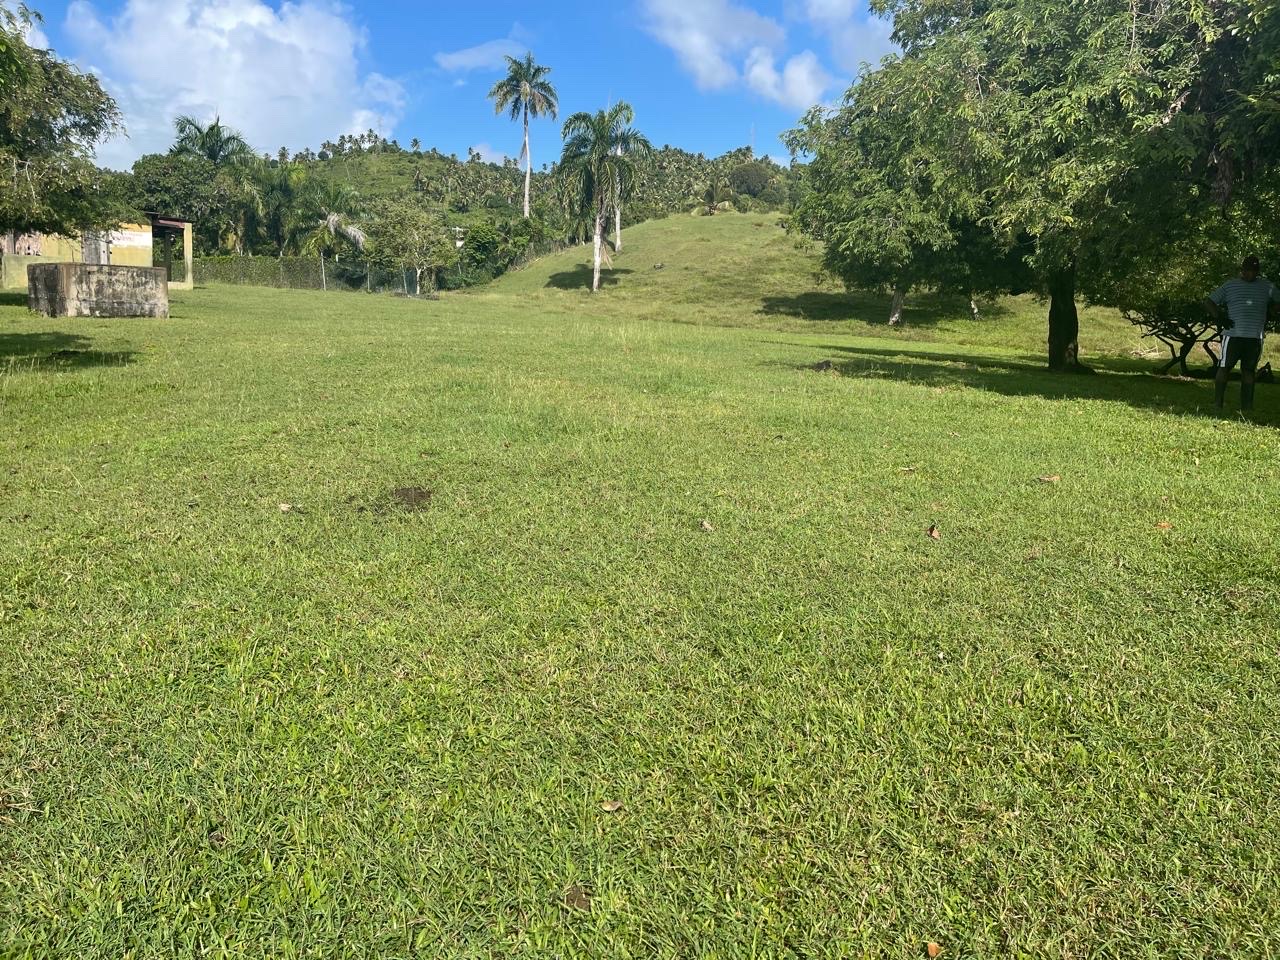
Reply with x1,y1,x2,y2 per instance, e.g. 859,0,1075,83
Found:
109,225,154,267
1,225,153,288
0,255,60,289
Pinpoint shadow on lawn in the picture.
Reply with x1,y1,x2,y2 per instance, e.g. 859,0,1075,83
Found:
799,342,1276,425
761,291,1011,326
0,331,136,370
544,265,635,290
0,291,28,308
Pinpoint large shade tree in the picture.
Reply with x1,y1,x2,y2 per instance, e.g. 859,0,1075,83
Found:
365,198,458,295
787,98,1030,325
797,0,1280,369
559,103,651,292
488,53,558,219
1,3,121,240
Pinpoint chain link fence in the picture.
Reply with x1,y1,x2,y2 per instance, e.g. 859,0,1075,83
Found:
194,240,580,297
194,256,432,296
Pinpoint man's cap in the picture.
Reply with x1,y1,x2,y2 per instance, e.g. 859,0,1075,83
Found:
1243,254,1261,269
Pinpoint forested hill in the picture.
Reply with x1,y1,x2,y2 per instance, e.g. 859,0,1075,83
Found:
111,123,802,290
286,138,798,226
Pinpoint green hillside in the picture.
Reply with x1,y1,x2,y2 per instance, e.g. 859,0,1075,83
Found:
484,212,1151,362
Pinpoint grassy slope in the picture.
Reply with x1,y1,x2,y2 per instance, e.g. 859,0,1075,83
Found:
2,215,1279,958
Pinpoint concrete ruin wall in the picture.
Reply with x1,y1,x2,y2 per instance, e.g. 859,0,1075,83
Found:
27,263,169,318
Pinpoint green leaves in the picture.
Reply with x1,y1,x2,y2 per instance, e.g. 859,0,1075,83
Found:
791,0,1280,362
0,10,120,236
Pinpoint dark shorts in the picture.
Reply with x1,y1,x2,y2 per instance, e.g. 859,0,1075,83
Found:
1220,335,1263,372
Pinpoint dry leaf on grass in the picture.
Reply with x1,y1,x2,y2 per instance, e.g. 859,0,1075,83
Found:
562,884,592,911
927,943,942,958
926,524,941,540
278,503,293,513
600,800,624,813
899,466,917,473
700,519,714,532
1037,474,1061,484
1156,521,1173,530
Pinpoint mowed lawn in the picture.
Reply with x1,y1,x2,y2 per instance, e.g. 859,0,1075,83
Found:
3,215,1280,958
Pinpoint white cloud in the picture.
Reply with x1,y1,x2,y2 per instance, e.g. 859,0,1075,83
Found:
434,37,526,73
22,18,50,49
803,0,857,21
744,47,832,110
799,0,896,73
469,143,510,165
64,0,405,168
642,0,785,90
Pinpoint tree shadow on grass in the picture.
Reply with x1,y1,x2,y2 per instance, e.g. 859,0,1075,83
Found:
761,291,1011,326
544,265,635,290
0,332,136,370
796,342,1276,425
0,292,28,308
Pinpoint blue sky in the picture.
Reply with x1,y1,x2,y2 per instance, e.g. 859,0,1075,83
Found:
26,0,895,170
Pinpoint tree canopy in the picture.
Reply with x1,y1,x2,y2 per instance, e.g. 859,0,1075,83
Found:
1,3,121,237
792,0,1280,368
171,115,253,170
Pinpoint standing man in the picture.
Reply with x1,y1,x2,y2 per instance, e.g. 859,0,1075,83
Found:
1204,255,1279,413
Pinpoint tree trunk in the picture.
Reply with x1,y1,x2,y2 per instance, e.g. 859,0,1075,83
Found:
523,111,531,219
968,294,981,321
1047,262,1083,370
319,252,326,291
592,210,605,293
888,285,906,325
614,146,623,251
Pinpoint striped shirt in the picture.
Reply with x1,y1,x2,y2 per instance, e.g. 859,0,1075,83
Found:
1208,277,1279,338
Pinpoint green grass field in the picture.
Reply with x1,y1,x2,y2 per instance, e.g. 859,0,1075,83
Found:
3,214,1279,958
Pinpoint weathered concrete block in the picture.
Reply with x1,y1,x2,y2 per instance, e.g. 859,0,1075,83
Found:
27,263,169,318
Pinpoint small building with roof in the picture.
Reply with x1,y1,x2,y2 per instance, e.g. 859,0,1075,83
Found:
0,214,194,291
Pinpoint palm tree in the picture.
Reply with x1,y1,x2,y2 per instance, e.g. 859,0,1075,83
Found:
558,102,652,292
257,162,308,256
172,114,253,169
411,137,421,152
222,159,265,254
295,181,366,291
692,177,735,216
488,53,558,219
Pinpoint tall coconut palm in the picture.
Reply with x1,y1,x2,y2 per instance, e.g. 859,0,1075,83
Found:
295,181,366,291
558,102,652,292
488,53,558,219
172,114,253,169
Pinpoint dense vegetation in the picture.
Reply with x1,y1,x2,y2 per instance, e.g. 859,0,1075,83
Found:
0,4,118,239
787,0,1280,369
105,124,800,291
